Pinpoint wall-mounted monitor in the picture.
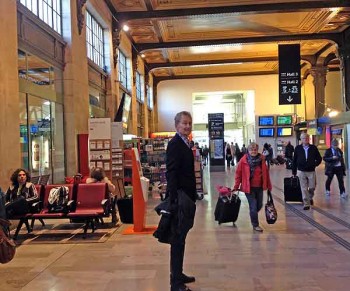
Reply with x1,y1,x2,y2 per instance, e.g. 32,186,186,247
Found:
277,127,293,137
259,116,274,126
277,115,293,125
259,127,275,137
331,128,342,135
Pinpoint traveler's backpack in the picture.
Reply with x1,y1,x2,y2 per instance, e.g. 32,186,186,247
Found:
48,186,69,213
0,218,16,264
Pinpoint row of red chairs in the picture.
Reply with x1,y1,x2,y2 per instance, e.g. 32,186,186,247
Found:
12,183,110,239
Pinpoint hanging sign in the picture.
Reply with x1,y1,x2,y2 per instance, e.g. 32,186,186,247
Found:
278,44,301,105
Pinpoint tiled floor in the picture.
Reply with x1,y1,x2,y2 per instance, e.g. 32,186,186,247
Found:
1,164,350,291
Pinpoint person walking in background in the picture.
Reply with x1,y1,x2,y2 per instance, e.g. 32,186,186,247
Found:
262,143,272,169
323,139,347,198
235,143,242,163
202,145,209,165
230,142,236,166
166,111,197,291
241,144,247,154
292,133,322,210
225,142,233,167
284,141,294,169
233,142,272,232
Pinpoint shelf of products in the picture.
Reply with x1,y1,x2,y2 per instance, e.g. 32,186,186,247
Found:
111,143,124,184
194,161,203,194
89,139,112,179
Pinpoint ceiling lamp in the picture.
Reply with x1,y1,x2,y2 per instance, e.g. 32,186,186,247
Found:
123,24,130,32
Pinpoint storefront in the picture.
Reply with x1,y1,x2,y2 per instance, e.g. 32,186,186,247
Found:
18,50,65,183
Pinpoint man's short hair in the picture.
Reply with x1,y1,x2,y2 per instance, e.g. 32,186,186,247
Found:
174,111,192,126
300,132,309,139
331,139,339,146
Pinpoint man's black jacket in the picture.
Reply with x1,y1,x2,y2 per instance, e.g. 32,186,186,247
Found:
292,144,322,175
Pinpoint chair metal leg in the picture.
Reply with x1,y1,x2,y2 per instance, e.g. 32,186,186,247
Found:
39,218,45,226
83,219,89,238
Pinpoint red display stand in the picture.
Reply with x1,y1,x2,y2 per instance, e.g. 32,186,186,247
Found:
122,149,157,235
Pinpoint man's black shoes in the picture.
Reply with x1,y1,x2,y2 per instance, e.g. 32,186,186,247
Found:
171,284,192,291
171,274,195,284
181,274,195,284
310,199,314,206
303,206,310,210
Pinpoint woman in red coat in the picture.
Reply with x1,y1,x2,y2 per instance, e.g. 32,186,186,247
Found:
233,142,272,232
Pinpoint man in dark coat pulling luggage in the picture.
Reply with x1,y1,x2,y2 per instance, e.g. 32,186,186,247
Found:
292,133,322,210
166,111,197,291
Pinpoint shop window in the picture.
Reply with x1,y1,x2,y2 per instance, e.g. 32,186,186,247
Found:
86,11,105,69
19,0,62,34
118,51,131,91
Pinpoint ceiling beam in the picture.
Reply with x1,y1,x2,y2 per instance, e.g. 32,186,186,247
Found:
154,71,278,84
136,33,340,51
147,55,320,70
148,57,277,70
116,1,350,21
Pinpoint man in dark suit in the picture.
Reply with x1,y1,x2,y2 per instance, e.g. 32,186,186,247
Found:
166,111,197,291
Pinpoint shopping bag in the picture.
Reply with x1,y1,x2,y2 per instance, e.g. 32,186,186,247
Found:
265,190,277,224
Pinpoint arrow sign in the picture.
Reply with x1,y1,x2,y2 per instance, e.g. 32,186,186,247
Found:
278,44,301,105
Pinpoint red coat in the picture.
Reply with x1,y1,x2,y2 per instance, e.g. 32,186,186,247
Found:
233,154,272,194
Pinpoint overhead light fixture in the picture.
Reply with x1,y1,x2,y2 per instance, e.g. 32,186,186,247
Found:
122,24,129,32
141,54,146,58
328,110,339,117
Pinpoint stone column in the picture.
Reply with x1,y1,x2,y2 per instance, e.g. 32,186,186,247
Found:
62,0,90,176
130,49,138,135
0,0,20,187
338,44,350,111
310,65,328,118
143,72,149,138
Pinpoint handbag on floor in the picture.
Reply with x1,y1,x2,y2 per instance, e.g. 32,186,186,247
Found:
265,190,277,224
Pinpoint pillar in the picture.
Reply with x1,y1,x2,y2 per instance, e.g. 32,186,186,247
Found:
310,65,328,118
338,44,350,111
0,0,20,187
62,0,90,176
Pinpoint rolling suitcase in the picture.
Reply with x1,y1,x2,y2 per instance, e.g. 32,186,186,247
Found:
284,176,303,202
214,192,241,224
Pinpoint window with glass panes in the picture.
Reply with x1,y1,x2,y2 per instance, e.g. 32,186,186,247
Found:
147,85,153,109
118,51,131,90
86,11,105,69
136,72,144,102
19,0,62,34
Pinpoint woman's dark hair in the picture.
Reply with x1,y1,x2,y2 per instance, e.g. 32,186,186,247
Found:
10,168,31,186
90,167,105,181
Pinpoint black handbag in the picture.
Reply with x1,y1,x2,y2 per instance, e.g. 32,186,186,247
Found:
265,190,277,224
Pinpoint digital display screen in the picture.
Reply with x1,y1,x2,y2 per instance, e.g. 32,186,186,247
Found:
259,128,275,137
259,116,274,126
277,115,292,125
331,128,342,135
277,127,293,137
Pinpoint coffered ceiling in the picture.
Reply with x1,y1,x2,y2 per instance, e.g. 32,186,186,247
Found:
106,0,350,82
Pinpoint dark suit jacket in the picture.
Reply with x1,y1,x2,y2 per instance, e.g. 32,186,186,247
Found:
166,133,197,203
323,147,346,175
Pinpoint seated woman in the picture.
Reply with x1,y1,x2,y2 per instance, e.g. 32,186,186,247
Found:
86,167,118,224
5,168,39,218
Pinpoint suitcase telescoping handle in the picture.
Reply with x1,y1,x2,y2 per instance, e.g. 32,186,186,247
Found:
229,190,239,202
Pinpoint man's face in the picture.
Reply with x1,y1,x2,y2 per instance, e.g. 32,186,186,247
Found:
301,135,310,146
176,115,192,137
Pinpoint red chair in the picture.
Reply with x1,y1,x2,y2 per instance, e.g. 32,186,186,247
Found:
67,183,109,237
31,184,75,228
